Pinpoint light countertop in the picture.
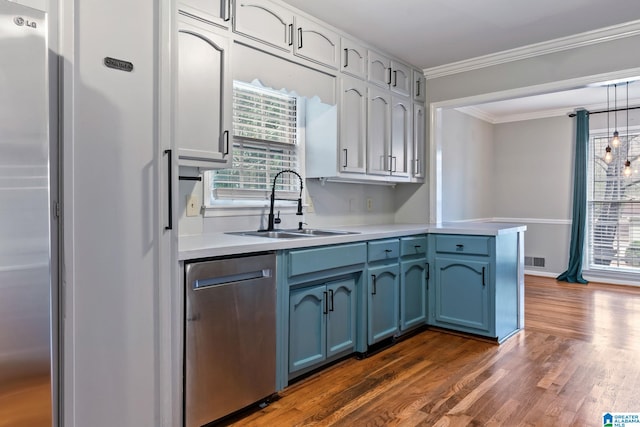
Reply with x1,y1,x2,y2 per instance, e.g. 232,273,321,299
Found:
179,222,526,261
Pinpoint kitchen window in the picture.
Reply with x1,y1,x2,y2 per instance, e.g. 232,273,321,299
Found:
205,80,304,211
588,130,640,272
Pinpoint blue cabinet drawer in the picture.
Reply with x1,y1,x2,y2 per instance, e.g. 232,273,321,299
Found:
367,239,400,262
400,235,427,257
287,242,367,277
435,235,491,256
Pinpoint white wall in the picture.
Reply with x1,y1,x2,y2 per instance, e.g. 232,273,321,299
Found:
441,109,494,221
493,116,574,275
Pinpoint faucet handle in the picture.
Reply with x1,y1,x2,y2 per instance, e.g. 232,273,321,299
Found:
296,198,303,215
274,210,281,225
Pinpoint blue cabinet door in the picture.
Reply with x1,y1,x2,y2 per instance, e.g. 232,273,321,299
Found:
367,264,399,344
326,278,357,358
433,256,490,332
289,285,326,373
400,258,427,331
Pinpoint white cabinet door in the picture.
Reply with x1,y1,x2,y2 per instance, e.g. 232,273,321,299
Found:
367,85,391,176
413,69,426,102
368,50,391,89
390,96,411,178
294,15,339,68
341,37,367,79
233,0,294,52
412,102,425,181
178,0,231,28
177,18,232,168
339,76,367,174
390,61,411,97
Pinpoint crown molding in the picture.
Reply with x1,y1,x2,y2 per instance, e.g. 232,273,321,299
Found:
424,20,640,80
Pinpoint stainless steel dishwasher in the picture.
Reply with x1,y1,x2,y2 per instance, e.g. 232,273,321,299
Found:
184,252,277,427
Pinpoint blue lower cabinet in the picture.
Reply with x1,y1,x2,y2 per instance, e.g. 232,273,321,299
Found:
400,258,428,331
367,263,399,344
433,257,490,332
289,277,356,376
289,284,326,373
428,233,519,342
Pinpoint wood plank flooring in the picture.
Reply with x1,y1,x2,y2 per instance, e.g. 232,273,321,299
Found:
221,275,640,427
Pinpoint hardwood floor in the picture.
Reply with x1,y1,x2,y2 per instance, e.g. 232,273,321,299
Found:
222,275,640,427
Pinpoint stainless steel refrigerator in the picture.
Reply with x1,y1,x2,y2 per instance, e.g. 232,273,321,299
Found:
0,1,54,425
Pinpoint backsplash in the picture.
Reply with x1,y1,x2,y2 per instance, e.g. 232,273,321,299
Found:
178,169,397,236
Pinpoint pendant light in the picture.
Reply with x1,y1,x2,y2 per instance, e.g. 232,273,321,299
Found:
604,85,613,164
623,82,632,177
612,84,621,147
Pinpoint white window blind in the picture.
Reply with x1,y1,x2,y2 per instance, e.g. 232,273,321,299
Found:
588,132,640,271
209,80,301,202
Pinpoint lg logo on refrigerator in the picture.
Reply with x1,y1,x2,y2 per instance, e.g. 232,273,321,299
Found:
14,16,37,29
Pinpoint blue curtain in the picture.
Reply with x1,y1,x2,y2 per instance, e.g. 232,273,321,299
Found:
557,109,589,284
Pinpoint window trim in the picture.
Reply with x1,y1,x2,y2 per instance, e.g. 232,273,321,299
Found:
204,80,306,214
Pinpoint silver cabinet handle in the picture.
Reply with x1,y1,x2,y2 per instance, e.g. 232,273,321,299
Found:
343,148,348,168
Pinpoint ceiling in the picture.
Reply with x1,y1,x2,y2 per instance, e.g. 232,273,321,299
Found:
280,0,640,120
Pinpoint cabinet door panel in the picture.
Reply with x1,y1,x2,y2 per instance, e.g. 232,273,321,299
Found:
326,278,356,357
368,264,399,344
289,285,326,373
177,21,232,168
391,96,410,177
341,37,367,79
179,0,230,27
367,86,391,176
391,61,411,96
412,102,425,180
434,257,490,332
233,0,293,51
339,77,367,174
294,16,339,68
400,259,427,331
368,50,390,88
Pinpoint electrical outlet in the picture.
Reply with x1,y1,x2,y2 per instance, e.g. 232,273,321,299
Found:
366,198,373,211
186,195,200,217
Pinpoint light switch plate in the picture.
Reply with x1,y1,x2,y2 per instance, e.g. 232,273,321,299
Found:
186,195,200,217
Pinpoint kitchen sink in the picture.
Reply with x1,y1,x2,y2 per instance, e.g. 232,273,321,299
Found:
282,228,360,236
226,229,360,239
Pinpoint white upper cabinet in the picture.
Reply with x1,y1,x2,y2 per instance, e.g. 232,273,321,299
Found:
233,0,294,52
339,76,367,174
412,102,425,181
368,50,411,96
368,50,391,89
367,85,391,176
294,15,339,68
341,37,367,79
390,96,411,178
413,69,426,102
177,17,232,168
390,61,411,96
178,0,231,28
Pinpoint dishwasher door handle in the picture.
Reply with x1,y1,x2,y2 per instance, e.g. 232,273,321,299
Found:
193,269,272,290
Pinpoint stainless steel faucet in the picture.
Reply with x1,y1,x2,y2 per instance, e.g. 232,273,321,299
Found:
264,169,304,231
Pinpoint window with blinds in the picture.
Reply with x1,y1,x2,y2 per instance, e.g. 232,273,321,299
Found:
208,80,301,203
588,131,640,271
